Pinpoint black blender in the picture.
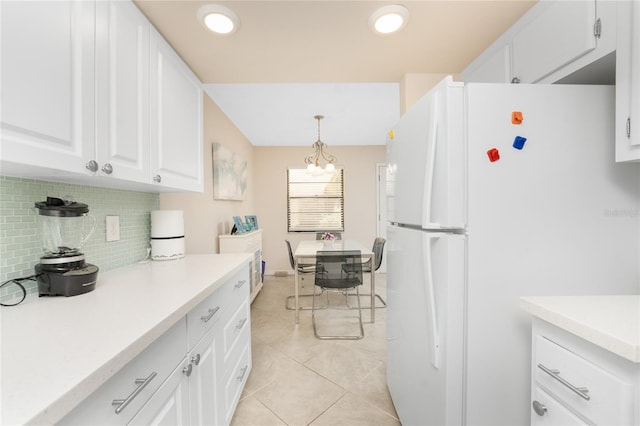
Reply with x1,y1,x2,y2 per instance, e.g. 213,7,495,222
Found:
35,197,99,297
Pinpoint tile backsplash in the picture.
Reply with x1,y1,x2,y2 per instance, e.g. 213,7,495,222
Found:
0,176,159,302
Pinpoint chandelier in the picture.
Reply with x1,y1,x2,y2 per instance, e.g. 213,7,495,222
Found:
304,115,337,175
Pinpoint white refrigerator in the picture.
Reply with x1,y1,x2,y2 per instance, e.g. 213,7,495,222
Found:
385,76,640,425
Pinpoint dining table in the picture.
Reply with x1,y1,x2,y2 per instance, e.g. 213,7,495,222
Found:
293,239,375,324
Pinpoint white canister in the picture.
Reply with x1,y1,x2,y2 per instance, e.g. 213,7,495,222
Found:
151,210,185,260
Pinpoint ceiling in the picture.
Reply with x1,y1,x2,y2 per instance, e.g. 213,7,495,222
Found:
134,0,536,146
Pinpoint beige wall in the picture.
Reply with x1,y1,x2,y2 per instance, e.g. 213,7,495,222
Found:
160,95,256,254
400,73,461,114
253,145,386,275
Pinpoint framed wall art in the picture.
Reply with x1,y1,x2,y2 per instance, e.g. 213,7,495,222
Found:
213,143,247,200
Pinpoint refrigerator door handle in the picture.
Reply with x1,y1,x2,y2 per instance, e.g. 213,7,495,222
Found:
423,233,441,369
423,92,441,229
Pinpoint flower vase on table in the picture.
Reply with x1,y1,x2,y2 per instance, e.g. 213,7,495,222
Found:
320,232,336,248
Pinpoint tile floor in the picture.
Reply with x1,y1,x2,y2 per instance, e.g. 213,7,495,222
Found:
230,273,400,426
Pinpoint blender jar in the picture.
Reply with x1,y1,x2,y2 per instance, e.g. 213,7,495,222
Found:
35,197,96,256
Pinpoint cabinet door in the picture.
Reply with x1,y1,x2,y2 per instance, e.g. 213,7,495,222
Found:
0,0,95,175
511,1,597,83
615,0,640,162
462,44,511,83
149,29,203,192
129,360,191,426
188,328,221,425
531,387,587,426
94,0,150,181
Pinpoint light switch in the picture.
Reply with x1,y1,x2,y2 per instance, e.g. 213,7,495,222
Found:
106,215,120,242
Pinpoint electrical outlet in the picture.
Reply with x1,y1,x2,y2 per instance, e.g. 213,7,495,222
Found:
106,215,120,242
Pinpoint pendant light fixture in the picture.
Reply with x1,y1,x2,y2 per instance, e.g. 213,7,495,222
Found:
304,115,337,175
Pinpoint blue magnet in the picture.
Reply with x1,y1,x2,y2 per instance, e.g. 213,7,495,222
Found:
513,136,527,150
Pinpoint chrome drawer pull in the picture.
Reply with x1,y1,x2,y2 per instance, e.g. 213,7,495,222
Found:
537,363,591,401
201,306,220,323
112,371,157,414
532,400,547,416
236,365,249,382
235,317,248,331
234,280,247,289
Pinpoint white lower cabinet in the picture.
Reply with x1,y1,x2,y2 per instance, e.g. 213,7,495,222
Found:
60,264,251,426
531,387,587,426
129,359,191,425
188,328,220,425
530,319,639,426
60,318,188,425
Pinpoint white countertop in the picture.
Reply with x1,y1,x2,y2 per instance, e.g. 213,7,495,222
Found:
0,253,252,426
520,295,640,363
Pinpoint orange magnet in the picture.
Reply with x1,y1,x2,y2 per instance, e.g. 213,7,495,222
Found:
487,148,500,162
512,111,523,124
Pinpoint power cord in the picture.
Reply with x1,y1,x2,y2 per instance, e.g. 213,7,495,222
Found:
0,274,39,307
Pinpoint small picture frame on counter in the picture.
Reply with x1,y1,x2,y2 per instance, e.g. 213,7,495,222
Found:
245,215,258,231
232,216,246,234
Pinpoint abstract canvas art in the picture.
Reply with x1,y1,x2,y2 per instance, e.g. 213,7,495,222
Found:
212,143,247,200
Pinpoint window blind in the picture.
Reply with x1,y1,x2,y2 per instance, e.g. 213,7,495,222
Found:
287,168,344,232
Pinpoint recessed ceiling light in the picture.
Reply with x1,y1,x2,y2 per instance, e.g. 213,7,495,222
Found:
369,5,410,35
197,5,240,35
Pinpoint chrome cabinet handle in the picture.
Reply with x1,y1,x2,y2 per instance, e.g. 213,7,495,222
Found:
101,163,113,174
183,363,192,377
86,160,99,172
234,280,247,289
191,353,201,366
235,317,248,331
532,400,547,416
201,306,220,323
537,363,591,400
627,117,631,138
153,174,162,183
112,371,157,414
236,365,249,382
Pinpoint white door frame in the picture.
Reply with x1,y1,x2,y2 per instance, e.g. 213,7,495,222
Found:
376,162,388,273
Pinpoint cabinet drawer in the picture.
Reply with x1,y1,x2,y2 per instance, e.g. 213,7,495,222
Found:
187,286,224,349
222,267,251,316
60,318,187,425
222,341,251,425
222,299,250,360
535,336,635,425
531,387,587,425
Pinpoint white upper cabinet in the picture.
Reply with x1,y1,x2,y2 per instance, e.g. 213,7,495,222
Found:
462,0,615,85
94,0,151,182
0,1,95,176
511,1,596,83
615,1,640,162
149,28,204,192
0,0,203,192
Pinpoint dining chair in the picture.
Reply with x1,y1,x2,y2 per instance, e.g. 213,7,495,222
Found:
312,250,364,340
342,237,387,308
285,240,317,310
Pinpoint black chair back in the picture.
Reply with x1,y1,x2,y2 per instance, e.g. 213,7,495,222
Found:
315,250,363,289
285,240,295,269
372,237,386,271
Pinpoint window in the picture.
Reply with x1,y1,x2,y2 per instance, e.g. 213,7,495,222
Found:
287,168,344,232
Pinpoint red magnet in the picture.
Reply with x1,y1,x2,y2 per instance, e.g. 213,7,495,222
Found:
487,148,500,162
512,111,523,124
